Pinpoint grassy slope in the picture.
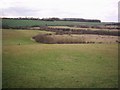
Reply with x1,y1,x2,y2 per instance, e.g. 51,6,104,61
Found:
2,29,52,45
2,19,105,27
2,29,118,88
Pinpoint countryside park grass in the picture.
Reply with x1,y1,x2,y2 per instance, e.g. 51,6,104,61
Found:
2,29,118,88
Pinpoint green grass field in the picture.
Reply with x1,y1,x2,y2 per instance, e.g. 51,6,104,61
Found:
2,29,118,88
2,19,105,27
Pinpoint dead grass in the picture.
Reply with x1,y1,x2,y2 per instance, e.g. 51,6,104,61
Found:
33,34,119,44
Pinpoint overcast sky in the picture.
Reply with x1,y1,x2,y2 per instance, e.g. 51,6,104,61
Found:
1,0,119,22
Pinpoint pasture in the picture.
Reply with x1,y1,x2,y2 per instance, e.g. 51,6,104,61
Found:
2,29,118,88
2,19,105,28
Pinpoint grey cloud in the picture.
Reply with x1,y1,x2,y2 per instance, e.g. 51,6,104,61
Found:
2,6,83,18
2,7,40,16
118,1,120,22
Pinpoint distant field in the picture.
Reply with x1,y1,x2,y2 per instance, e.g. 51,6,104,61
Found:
49,26,119,31
2,29,118,88
2,19,105,27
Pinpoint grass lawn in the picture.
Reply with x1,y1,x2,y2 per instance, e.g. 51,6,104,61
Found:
2,29,118,88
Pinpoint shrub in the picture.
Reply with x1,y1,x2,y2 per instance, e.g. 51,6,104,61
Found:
33,34,85,44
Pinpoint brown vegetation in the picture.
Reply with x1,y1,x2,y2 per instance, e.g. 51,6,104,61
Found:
33,34,119,44
30,26,120,36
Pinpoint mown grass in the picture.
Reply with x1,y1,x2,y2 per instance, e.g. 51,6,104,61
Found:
2,29,118,88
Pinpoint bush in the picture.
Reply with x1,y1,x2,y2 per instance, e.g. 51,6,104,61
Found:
33,34,85,44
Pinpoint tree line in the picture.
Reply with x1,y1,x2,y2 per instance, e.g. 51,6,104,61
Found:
1,17,101,22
